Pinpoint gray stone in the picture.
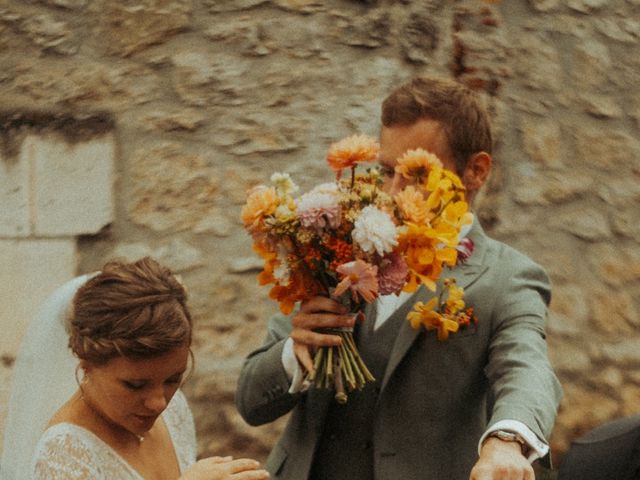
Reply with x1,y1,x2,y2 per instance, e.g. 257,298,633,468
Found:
520,118,563,169
0,149,30,237
574,128,639,170
37,0,88,9
128,143,219,232
155,239,204,273
93,0,192,57
20,13,78,55
571,39,613,89
335,10,390,49
555,208,611,241
566,0,610,12
594,17,640,43
527,0,562,11
204,0,268,12
600,339,640,368
580,94,623,118
511,35,563,91
400,13,439,64
590,289,639,335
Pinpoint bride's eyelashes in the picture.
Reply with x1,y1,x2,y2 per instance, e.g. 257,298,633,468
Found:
121,375,183,391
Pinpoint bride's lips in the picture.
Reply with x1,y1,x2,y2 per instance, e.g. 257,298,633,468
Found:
134,414,158,424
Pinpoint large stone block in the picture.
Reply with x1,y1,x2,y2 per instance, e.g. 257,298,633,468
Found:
0,152,30,238
24,134,115,236
0,239,76,357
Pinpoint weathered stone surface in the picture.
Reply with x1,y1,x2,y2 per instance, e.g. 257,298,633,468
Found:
16,12,78,55
574,128,639,171
128,143,218,232
527,0,561,11
142,110,204,133
599,339,640,368
548,339,591,374
594,17,640,43
0,150,29,237
520,118,563,169
154,238,204,273
589,243,640,286
555,384,620,443
228,256,263,273
620,384,640,416
571,39,612,89
171,52,250,107
511,35,563,91
554,208,611,241
589,289,639,335
334,10,390,49
37,0,88,8
25,134,115,236
548,284,589,337
580,93,623,118
0,238,76,356
204,0,268,13
93,0,192,57
400,12,440,64
566,0,610,13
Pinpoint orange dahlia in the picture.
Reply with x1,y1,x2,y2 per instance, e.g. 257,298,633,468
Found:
326,134,379,173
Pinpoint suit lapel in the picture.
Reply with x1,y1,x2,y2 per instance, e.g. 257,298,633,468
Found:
379,220,490,395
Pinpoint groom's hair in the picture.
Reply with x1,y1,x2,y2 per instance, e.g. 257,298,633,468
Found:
68,256,193,364
381,75,493,174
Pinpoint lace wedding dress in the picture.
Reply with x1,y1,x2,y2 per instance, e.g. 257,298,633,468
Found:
31,390,196,479
0,275,196,480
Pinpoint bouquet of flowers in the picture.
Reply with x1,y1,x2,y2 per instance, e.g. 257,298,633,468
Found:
242,134,474,403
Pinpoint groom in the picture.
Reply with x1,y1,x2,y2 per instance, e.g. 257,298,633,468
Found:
236,76,562,480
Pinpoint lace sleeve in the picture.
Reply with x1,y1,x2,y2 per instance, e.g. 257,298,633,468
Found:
163,389,198,472
31,426,103,480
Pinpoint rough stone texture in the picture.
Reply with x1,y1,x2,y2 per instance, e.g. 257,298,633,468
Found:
1,0,640,467
27,134,115,236
92,0,193,57
0,150,29,237
0,238,76,356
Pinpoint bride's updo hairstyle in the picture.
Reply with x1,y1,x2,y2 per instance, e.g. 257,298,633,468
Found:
68,257,193,365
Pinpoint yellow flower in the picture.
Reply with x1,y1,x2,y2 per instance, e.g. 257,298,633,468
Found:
445,280,465,313
395,149,443,182
326,134,379,172
395,186,430,224
241,186,278,231
406,298,460,341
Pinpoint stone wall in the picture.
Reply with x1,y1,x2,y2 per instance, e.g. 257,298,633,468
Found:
1,0,639,466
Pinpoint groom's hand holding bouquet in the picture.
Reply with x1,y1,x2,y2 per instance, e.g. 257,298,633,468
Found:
242,134,476,403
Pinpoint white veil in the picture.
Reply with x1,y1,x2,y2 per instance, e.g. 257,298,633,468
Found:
1,274,92,480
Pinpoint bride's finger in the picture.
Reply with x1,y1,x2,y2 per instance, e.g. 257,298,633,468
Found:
232,470,270,479
228,459,262,473
210,456,233,463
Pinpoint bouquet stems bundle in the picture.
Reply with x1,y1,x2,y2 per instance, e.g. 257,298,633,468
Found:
307,329,375,404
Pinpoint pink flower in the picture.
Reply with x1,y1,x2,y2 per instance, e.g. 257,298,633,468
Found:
296,191,341,230
333,260,379,303
377,253,409,295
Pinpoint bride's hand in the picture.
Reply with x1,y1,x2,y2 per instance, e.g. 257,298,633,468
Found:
180,456,269,479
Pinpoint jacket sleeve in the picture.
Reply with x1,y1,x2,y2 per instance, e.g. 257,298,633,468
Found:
483,251,563,443
235,311,303,426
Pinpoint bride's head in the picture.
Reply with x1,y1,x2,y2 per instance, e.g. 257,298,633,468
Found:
68,256,192,364
66,257,193,438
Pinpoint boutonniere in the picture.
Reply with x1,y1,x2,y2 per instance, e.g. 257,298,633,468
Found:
407,278,478,341
455,237,475,265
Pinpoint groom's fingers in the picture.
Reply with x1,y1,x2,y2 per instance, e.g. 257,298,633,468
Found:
291,326,341,346
293,341,314,372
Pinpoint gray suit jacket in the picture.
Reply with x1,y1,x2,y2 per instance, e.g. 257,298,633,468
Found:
236,221,562,480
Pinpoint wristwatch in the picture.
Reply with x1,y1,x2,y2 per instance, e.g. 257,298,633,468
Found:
488,430,529,456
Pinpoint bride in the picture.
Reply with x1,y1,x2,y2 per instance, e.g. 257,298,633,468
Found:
1,257,268,480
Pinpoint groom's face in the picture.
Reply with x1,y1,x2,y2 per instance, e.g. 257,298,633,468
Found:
378,118,457,197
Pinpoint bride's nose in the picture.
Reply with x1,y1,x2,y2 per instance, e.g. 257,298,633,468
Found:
143,386,168,413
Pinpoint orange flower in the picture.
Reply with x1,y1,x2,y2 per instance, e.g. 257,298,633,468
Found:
395,186,430,224
395,148,443,182
241,186,278,232
326,134,379,172
398,223,458,292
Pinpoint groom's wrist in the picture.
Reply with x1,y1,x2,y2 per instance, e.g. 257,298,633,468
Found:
484,430,530,457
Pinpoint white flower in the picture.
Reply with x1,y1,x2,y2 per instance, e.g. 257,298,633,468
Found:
352,205,397,256
270,172,299,195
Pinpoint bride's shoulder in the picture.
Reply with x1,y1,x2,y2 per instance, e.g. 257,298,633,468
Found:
31,423,103,478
